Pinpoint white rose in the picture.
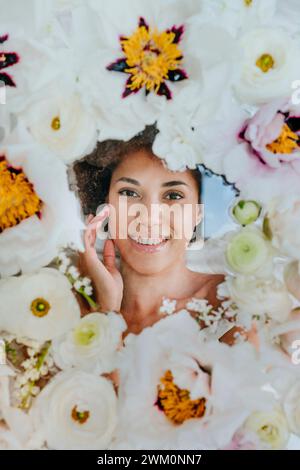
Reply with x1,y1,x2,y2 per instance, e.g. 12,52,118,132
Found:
243,407,290,449
0,268,80,341
51,312,127,374
235,28,300,104
30,370,117,449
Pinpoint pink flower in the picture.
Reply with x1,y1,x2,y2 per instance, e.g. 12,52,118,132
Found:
240,98,300,172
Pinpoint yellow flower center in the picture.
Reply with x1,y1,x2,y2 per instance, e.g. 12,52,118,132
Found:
121,24,183,94
259,424,279,443
30,298,51,318
156,369,206,425
266,123,299,154
51,116,61,131
73,323,98,346
71,406,90,424
0,157,42,233
244,0,253,6
256,53,275,73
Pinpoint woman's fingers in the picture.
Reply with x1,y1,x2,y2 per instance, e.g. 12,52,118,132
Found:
103,239,117,272
84,207,109,250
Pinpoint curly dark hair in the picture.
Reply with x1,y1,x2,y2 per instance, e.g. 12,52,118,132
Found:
73,125,201,218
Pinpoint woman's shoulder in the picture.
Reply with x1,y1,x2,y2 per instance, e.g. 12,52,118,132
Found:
171,272,225,313
192,272,225,308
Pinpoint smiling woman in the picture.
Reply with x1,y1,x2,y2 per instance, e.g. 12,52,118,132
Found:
73,125,226,336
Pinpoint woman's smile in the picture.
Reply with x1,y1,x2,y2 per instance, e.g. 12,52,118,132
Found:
128,233,170,253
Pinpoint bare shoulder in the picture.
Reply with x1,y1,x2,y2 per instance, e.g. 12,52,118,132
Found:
191,272,225,307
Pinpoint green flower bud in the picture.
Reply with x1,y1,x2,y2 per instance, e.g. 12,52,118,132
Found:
232,200,261,226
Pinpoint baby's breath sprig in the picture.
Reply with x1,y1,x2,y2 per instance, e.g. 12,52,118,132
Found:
186,298,237,332
55,251,98,309
13,341,55,410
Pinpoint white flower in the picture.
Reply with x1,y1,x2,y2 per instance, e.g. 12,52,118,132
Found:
20,91,97,163
202,0,277,37
0,124,84,277
51,312,126,373
153,111,199,171
267,199,300,260
87,0,237,146
225,227,274,276
235,28,300,105
243,407,290,449
30,370,118,449
224,275,292,324
283,380,300,435
115,311,272,450
0,268,80,341
284,261,300,301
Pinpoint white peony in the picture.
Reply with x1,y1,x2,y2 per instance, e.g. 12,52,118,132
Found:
224,275,292,324
114,310,272,450
235,28,300,105
87,0,237,143
51,312,127,373
267,199,300,260
0,268,80,341
30,369,118,449
0,124,84,276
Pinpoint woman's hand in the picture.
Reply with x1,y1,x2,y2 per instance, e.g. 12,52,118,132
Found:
78,207,124,312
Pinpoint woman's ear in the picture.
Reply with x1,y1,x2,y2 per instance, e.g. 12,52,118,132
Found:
195,203,203,226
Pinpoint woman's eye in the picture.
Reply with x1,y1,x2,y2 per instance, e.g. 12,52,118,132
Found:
118,189,140,198
165,192,184,200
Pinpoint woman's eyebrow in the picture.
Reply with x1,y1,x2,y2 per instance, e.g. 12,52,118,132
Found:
116,177,140,185
161,180,188,187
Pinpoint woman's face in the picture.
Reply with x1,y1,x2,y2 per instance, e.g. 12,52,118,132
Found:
107,150,201,275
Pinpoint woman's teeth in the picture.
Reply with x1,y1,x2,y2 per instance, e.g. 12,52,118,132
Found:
129,235,167,245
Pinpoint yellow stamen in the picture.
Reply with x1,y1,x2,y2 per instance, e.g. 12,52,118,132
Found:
244,0,253,6
256,54,275,73
71,406,90,424
156,369,206,425
51,116,61,131
0,158,42,233
121,25,183,93
30,298,51,318
266,123,299,154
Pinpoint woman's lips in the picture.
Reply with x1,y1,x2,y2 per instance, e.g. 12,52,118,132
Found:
128,236,169,253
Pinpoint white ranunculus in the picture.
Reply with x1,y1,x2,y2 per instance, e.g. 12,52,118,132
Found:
115,310,272,450
225,227,274,276
51,312,127,373
243,407,290,449
224,275,292,324
235,28,300,105
21,91,97,163
30,370,118,449
267,200,300,260
0,268,80,341
283,380,300,435
0,124,84,277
